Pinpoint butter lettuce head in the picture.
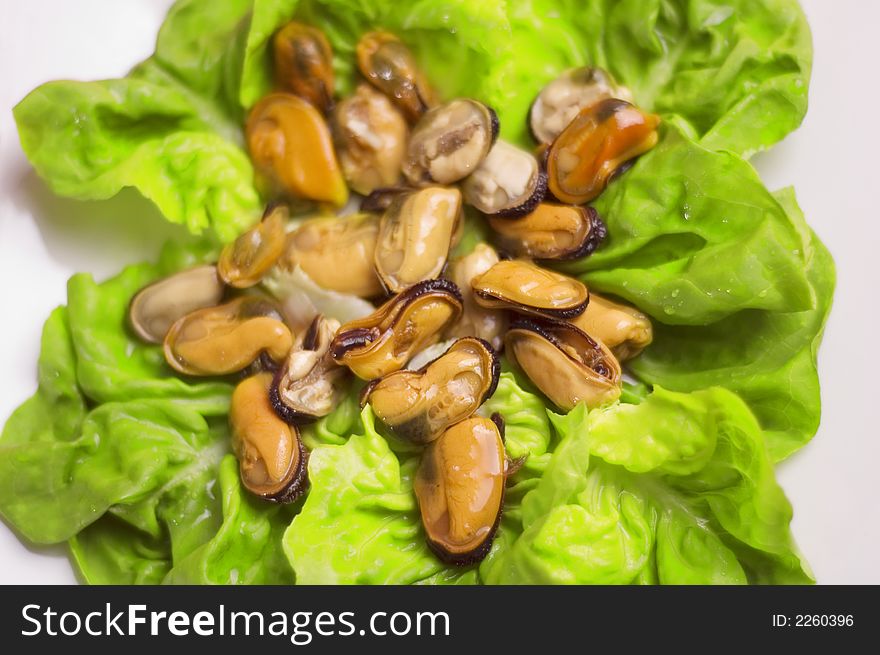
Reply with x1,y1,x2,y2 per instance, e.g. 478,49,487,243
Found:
3,0,833,585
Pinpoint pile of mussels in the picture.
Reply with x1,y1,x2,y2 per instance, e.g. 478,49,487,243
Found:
127,22,660,564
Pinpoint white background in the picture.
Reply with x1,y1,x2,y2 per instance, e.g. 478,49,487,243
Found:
0,0,878,584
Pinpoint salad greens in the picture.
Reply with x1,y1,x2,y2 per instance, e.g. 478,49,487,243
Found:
2,0,831,584
482,392,811,584
14,0,810,241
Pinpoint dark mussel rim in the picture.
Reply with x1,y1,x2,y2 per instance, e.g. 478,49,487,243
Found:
252,436,310,504
486,169,548,220
330,278,464,361
358,335,501,409
261,199,289,220
536,209,608,263
473,284,589,321
269,315,334,425
359,186,411,213
508,316,613,379
269,365,320,426
490,411,505,440
488,106,500,146
301,314,322,350
425,466,504,567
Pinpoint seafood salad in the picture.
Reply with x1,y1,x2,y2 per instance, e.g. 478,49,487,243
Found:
1,0,831,585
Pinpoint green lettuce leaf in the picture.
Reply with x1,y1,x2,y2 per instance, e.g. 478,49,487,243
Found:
483,371,554,480
66,265,232,407
13,1,260,241
0,242,231,548
562,122,815,324
69,516,172,585
71,456,297,585
480,370,554,526
301,390,362,449
0,398,228,544
284,407,449,584
483,389,812,584
0,240,302,584
499,0,811,155
164,456,296,584
630,189,834,460
556,125,832,458
587,387,719,475
0,308,86,453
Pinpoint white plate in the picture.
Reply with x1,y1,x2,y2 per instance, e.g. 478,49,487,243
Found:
1,0,877,584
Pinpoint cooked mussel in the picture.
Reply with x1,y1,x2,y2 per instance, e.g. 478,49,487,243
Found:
471,259,589,319
129,265,225,344
272,21,335,113
569,292,652,361
246,92,348,207
270,314,347,425
280,213,384,298
546,98,660,204
356,31,434,123
332,84,408,195
362,337,499,444
375,187,462,293
231,373,308,502
330,278,463,380
414,416,505,564
403,99,498,186
218,204,288,288
461,140,546,218
164,296,293,376
443,243,506,351
505,316,622,410
360,186,410,213
488,204,607,261
529,67,632,145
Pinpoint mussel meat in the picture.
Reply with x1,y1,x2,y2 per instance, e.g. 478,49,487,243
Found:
129,265,225,344
546,98,660,204
505,316,622,410
246,92,348,207
488,204,606,261
332,83,408,195
218,204,288,288
272,21,335,113
461,140,546,218
471,259,589,319
403,99,498,186
356,31,434,123
163,296,293,376
360,186,410,214
442,243,507,351
529,67,632,145
270,314,348,424
330,278,463,380
414,416,506,564
362,337,499,444
374,186,462,293
231,373,308,502
280,213,384,298
569,292,652,361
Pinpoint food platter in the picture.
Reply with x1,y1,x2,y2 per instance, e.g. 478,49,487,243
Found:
0,0,876,584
